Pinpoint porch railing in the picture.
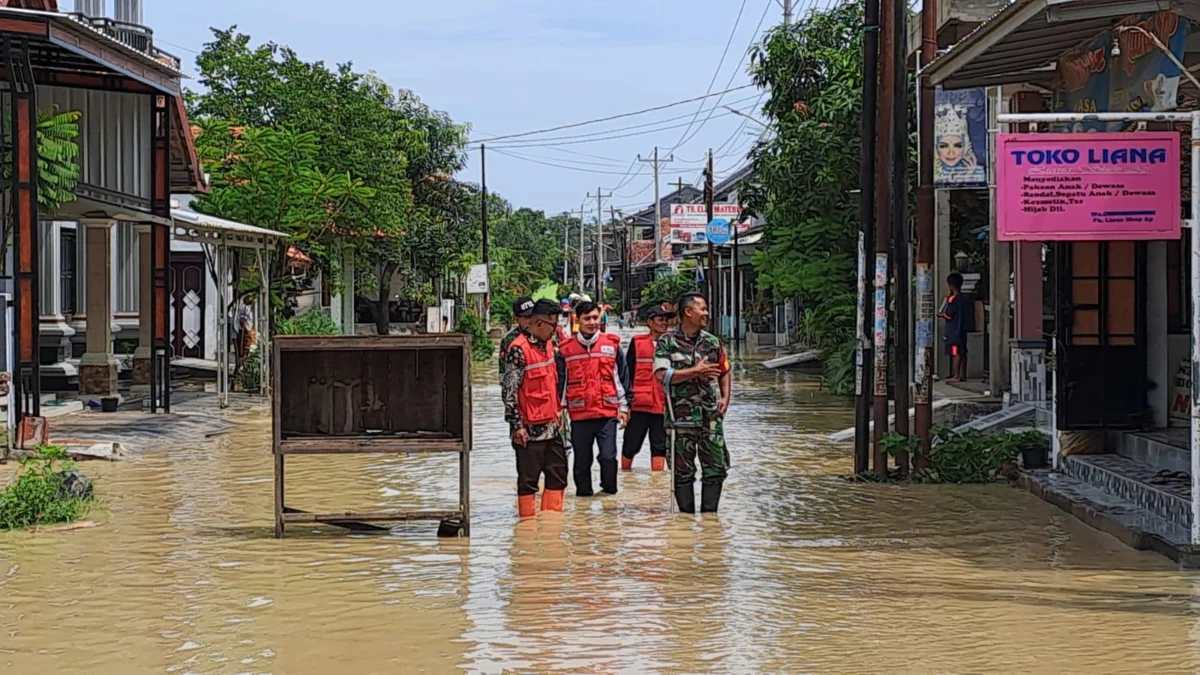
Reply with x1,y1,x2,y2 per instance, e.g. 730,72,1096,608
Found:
65,14,181,70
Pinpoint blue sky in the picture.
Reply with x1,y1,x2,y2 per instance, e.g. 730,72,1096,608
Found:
146,0,793,218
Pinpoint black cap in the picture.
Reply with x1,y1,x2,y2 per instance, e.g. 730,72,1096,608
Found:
531,299,562,317
645,302,676,319
512,296,535,317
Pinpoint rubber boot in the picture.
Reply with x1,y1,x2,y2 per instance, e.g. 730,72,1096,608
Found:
651,456,666,472
541,489,564,512
621,456,634,471
600,459,618,495
700,481,723,513
518,494,537,519
674,483,696,514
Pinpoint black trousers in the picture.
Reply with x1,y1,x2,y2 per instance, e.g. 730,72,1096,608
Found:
515,439,569,497
570,417,619,495
622,411,667,459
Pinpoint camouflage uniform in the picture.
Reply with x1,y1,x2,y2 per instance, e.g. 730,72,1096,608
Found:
653,328,730,487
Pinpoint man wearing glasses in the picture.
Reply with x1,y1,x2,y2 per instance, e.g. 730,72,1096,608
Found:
502,300,570,518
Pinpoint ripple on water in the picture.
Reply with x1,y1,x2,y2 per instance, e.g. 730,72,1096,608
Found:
0,355,1195,672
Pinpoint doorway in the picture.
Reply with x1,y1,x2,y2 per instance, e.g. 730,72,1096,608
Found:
170,252,206,359
1056,240,1146,429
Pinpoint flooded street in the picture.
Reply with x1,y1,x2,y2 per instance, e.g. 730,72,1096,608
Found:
1,355,1199,673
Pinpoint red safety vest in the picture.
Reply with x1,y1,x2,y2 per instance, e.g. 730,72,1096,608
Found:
629,334,665,415
515,334,560,426
560,332,622,421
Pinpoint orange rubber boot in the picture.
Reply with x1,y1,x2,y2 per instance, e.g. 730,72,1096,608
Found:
651,456,666,472
541,489,565,512
621,456,634,471
518,494,537,519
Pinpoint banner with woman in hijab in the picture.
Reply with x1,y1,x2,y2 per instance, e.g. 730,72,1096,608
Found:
934,87,988,188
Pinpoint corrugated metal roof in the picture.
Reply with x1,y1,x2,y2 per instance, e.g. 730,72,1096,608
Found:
172,208,288,239
921,0,1182,90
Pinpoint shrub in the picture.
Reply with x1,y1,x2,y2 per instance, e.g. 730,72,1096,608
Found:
455,310,493,362
0,445,95,530
880,426,1050,483
277,307,340,336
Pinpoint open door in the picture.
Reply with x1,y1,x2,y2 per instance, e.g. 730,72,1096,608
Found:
1056,241,1147,429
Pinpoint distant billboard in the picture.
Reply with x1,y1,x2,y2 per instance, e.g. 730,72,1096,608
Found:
668,203,745,244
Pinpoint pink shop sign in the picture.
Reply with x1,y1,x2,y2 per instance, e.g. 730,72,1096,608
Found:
996,132,1181,241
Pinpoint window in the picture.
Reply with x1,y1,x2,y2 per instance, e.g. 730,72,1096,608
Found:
60,228,77,315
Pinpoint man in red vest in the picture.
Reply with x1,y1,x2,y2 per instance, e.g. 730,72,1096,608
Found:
557,300,629,496
622,302,675,471
501,300,569,518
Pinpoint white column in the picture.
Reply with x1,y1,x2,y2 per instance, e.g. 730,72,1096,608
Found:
78,218,118,397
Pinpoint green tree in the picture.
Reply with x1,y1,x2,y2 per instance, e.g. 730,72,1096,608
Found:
191,120,374,299
640,271,698,308
742,3,865,393
1,105,82,274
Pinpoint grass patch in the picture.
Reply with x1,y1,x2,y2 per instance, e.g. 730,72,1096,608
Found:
0,445,95,530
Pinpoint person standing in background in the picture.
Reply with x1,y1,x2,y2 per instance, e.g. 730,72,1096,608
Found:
499,296,535,377
939,272,973,382
622,303,674,471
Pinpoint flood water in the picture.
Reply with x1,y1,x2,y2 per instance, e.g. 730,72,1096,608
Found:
1,338,1199,673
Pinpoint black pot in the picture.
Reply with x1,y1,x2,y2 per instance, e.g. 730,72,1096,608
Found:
1020,445,1049,470
100,396,118,413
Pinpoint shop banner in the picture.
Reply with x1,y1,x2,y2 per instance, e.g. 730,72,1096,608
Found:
934,87,988,187
996,132,1181,241
668,203,745,244
1052,11,1188,130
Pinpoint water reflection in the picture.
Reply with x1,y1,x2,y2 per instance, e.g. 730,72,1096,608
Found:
0,355,1194,672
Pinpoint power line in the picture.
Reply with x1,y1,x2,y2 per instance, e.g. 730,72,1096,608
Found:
477,93,759,147
465,84,756,145
671,0,750,147
490,148,649,176
670,0,775,153
482,109,743,149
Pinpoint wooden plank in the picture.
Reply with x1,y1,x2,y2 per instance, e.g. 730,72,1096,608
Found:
277,438,463,455
274,454,284,538
280,510,462,523
275,335,470,352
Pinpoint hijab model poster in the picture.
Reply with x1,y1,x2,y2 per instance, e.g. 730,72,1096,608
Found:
934,87,989,188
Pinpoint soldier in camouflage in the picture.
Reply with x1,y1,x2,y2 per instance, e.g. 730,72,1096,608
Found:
654,292,731,513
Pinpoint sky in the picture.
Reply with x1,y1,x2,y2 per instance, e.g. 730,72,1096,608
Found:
143,0,802,219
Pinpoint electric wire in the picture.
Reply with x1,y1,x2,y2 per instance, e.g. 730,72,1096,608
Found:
669,0,750,147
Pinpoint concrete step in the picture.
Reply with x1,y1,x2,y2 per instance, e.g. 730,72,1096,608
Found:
1019,470,1200,566
1109,430,1190,475
1061,454,1190,528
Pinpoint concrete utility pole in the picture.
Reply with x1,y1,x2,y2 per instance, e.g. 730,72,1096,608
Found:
782,0,793,24
855,0,881,475
891,0,910,473
872,0,896,476
562,211,571,287
638,147,673,263
913,0,939,459
588,187,612,298
578,202,586,290
481,144,490,331
704,150,716,334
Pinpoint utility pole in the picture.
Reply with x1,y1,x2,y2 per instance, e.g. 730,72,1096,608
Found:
872,0,896,476
480,144,490,331
578,202,586,291
855,0,880,475
639,147,674,263
733,216,741,350
610,205,624,308
914,0,938,462
562,211,571,287
892,0,911,476
588,187,612,300
782,0,792,24
704,150,716,334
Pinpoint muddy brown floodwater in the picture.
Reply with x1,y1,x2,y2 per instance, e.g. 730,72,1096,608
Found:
0,352,1198,673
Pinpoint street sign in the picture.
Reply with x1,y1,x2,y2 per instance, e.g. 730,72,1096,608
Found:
465,263,488,294
668,203,745,243
706,218,731,245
